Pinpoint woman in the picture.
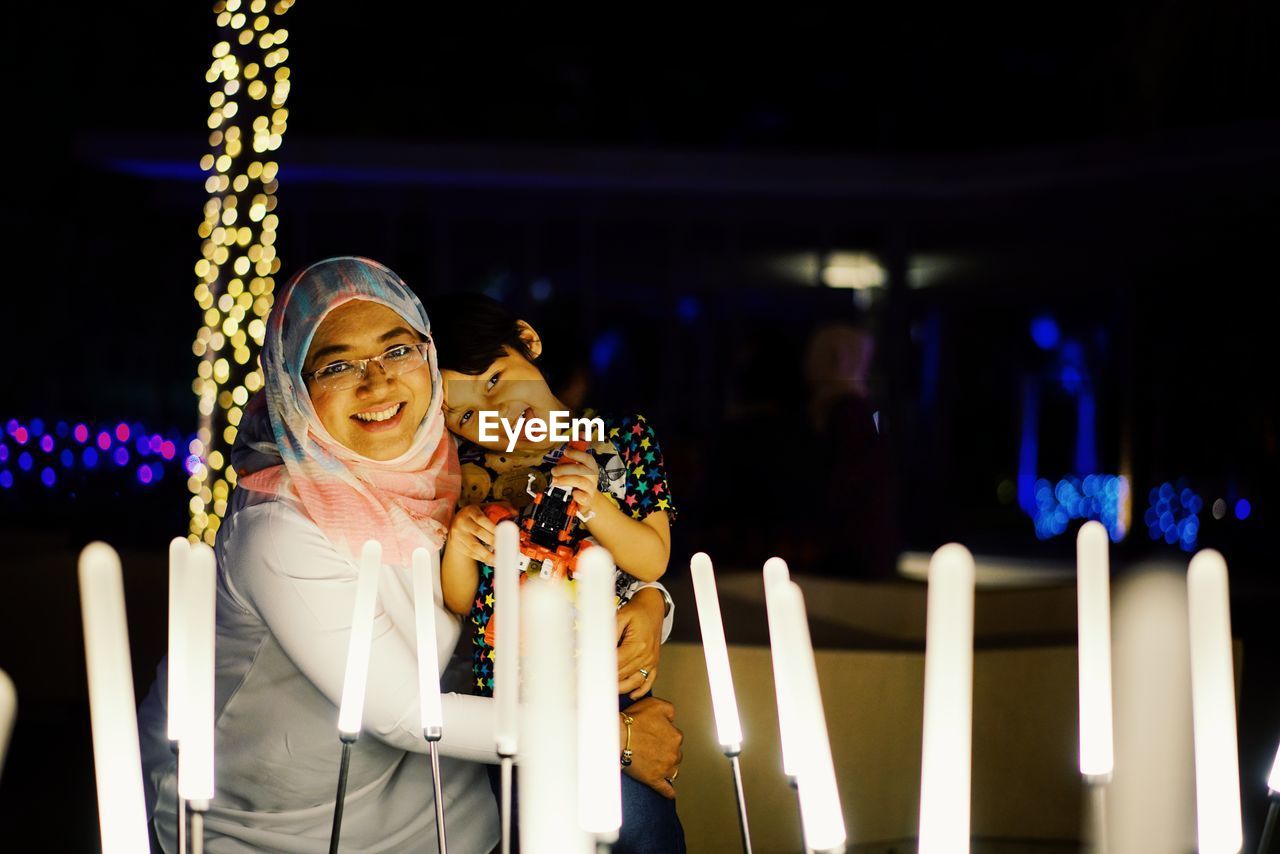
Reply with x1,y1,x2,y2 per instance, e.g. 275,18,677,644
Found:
137,257,682,852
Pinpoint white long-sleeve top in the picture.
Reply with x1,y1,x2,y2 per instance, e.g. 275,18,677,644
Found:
138,488,674,853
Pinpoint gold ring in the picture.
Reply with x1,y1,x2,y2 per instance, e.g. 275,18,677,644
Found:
638,668,650,680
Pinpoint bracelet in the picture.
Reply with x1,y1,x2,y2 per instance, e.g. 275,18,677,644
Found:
619,712,635,767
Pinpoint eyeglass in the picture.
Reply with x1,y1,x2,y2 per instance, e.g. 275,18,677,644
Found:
305,341,432,392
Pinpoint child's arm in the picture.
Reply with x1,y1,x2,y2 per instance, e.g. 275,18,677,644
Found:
552,448,670,581
440,504,496,616
581,500,670,581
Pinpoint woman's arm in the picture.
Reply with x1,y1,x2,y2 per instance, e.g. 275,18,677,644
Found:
615,586,670,699
619,696,684,800
231,501,500,761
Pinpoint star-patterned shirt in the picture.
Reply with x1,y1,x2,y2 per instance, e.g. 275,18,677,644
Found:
456,412,676,695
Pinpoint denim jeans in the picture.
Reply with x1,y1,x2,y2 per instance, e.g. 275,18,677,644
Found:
615,770,687,853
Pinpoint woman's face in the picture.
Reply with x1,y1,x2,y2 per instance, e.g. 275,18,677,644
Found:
303,300,433,461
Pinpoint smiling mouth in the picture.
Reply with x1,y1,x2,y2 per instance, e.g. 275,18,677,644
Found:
352,402,405,424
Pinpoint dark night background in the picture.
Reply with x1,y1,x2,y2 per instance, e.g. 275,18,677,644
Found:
2,2,1279,850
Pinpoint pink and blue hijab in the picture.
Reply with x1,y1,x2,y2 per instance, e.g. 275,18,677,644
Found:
232,256,459,565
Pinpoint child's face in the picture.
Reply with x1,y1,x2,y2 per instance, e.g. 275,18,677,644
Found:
442,345,566,451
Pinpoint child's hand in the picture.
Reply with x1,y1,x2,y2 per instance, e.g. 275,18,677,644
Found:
551,448,600,513
448,504,497,564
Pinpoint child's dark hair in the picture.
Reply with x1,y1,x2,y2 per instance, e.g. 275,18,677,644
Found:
426,293,539,375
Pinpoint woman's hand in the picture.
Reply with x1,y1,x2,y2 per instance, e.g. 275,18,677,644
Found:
550,448,600,513
621,696,683,799
616,587,665,699
447,503,498,563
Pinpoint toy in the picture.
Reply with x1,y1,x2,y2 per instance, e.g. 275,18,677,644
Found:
482,441,597,647
482,440,596,583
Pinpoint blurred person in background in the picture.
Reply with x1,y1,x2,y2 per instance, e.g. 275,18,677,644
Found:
710,316,897,579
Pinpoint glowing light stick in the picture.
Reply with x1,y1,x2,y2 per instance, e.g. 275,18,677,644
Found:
166,537,189,742
1077,521,1114,779
0,669,14,778
1187,550,1243,854
771,580,846,852
412,546,449,853
576,548,622,842
167,537,191,854
1261,741,1280,854
918,543,975,854
763,557,799,778
78,542,150,854
494,521,521,756
178,543,217,806
518,581,584,853
412,547,445,733
338,540,382,737
330,540,384,853
691,552,752,852
690,552,743,751
494,520,521,854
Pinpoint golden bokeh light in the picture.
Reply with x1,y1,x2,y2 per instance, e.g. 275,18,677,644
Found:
190,0,292,543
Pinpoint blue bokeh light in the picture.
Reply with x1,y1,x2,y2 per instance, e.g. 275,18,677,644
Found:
590,330,623,374
1146,478,1201,552
1060,364,1083,394
529,277,553,302
1235,499,1251,521
1032,474,1128,541
677,296,700,324
1030,315,1060,350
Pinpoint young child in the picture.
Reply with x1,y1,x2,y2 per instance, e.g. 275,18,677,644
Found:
429,293,676,701
430,293,687,853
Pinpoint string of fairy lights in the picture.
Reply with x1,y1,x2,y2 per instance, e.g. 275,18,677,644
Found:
189,0,294,544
